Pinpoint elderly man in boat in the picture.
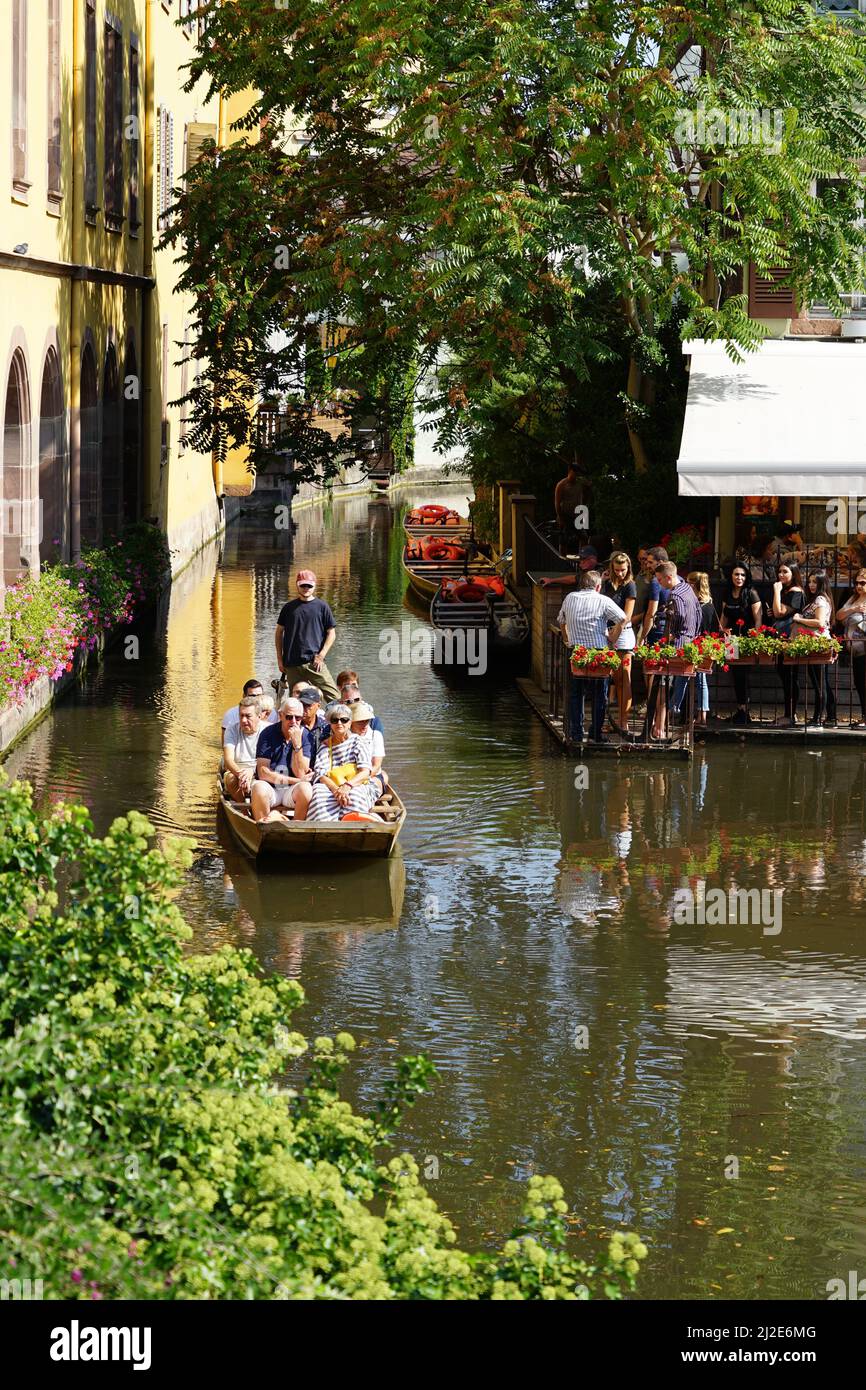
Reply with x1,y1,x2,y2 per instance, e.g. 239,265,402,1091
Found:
250,698,315,823
301,702,383,822
222,696,264,803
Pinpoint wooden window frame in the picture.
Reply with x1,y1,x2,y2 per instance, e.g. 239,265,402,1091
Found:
128,34,141,235
84,0,98,222
12,0,31,201
47,0,62,209
104,13,126,233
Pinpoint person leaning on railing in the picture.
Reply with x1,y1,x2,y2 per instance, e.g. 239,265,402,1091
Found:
837,568,866,727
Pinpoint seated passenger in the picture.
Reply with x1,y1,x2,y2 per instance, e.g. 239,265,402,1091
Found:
250,699,314,823
222,696,262,803
349,700,388,788
257,692,275,724
296,685,329,738
339,676,385,736
307,704,381,822
222,678,277,737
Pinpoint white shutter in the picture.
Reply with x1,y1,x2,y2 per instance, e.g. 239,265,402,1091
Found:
168,111,175,223
155,104,163,228
186,121,216,170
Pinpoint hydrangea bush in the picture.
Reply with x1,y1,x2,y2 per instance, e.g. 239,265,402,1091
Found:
0,524,168,709
0,779,646,1300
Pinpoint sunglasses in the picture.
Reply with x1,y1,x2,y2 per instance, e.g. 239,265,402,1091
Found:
354,719,371,727
282,714,303,723
344,695,361,703
330,716,350,725
856,582,866,588
298,583,314,590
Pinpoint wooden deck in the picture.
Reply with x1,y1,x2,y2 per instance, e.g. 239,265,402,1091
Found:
516,677,692,760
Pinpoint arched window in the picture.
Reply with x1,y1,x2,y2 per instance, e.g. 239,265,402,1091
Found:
80,344,100,546
101,344,122,538
39,347,66,566
3,349,31,587
123,340,140,524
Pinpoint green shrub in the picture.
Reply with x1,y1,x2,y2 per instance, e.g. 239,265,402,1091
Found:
0,779,646,1300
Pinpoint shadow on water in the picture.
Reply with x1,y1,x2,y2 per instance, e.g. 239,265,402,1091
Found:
6,484,866,1298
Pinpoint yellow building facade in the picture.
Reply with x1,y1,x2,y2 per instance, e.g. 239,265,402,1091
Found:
0,0,251,589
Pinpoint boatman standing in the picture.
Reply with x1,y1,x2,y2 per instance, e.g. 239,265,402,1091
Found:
274,570,340,702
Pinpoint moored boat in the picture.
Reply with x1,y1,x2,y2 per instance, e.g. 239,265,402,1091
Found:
403,503,470,538
218,777,406,859
430,577,529,660
401,540,499,601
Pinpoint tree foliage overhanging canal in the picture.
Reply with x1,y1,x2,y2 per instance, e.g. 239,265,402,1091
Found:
173,0,866,539
0,779,646,1299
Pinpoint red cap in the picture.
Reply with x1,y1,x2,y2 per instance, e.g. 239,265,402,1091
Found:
296,570,317,585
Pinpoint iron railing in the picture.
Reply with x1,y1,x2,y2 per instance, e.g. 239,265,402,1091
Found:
547,627,866,742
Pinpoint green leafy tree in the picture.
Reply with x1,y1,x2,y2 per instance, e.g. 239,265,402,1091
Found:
173,0,866,499
0,778,645,1299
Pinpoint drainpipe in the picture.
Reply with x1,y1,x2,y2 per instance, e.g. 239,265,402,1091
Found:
69,0,85,560
142,0,155,521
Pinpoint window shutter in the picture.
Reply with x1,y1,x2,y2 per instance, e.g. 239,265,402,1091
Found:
168,111,175,221
155,104,162,227
185,121,217,170
748,265,797,318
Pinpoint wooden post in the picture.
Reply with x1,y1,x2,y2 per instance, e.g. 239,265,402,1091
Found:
510,494,536,588
497,479,523,554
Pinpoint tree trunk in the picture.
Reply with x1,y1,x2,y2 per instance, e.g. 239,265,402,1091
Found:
626,355,651,474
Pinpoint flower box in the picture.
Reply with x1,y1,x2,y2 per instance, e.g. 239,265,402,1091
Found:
570,663,611,678
782,650,835,665
570,646,621,676
725,654,758,666
643,658,695,677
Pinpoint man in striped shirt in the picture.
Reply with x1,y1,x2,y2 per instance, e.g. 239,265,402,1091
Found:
558,571,627,743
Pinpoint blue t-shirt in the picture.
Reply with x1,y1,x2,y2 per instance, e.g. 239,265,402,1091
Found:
277,598,336,665
646,577,667,641
371,714,384,735
255,722,293,776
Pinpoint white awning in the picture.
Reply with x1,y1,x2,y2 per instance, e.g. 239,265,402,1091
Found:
677,338,866,497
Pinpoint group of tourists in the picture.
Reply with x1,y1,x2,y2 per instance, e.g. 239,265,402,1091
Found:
220,571,389,823
558,544,866,742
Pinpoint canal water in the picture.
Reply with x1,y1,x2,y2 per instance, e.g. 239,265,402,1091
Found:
6,485,866,1300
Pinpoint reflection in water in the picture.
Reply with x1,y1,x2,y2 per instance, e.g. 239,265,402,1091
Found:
5,487,866,1299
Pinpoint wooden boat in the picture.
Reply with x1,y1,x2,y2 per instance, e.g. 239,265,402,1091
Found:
218,777,407,859
403,504,470,539
430,579,529,659
216,817,407,929
401,540,499,601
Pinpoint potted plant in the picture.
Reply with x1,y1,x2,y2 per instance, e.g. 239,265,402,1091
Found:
570,645,622,677
737,626,784,664
780,633,841,665
692,633,726,673
635,640,696,676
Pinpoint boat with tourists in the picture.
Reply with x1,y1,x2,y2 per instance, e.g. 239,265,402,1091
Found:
218,773,406,859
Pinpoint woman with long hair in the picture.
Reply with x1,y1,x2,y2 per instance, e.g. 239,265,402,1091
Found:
793,572,836,727
719,564,762,724
771,562,805,727
837,569,866,725
602,550,636,734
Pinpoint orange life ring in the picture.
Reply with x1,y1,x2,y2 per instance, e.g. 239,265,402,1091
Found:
422,541,466,562
454,582,488,603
